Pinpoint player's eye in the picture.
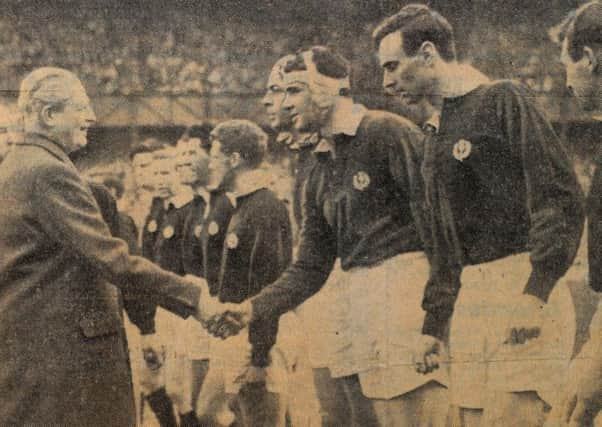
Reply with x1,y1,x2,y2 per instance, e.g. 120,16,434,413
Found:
384,62,398,73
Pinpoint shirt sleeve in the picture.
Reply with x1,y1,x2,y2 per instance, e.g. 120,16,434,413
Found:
419,130,464,339
589,159,602,293
251,166,337,321
248,200,293,367
500,82,585,301
33,163,201,319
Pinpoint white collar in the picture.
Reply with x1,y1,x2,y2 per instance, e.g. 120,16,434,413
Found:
323,98,366,137
225,169,271,208
195,186,210,203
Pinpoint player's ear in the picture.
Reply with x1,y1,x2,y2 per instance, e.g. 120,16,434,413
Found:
419,41,439,66
229,152,241,168
582,46,599,74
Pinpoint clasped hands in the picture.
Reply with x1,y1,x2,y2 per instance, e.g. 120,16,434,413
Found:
187,275,252,339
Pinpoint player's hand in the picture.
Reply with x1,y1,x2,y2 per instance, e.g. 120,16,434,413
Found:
503,294,545,345
559,337,602,426
234,365,268,385
412,334,442,374
205,300,253,340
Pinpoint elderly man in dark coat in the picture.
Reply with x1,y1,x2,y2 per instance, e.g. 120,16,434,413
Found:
0,67,222,426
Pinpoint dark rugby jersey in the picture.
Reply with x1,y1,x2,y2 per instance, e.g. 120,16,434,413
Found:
421,80,585,338
589,119,602,293
251,104,426,321
142,197,167,260
148,195,191,276
199,191,235,296
202,184,292,366
278,132,320,230
181,191,209,278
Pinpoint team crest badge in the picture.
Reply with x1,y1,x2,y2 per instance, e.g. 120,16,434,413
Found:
162,225,174,239
194,225,203,238
353,171,371,191
147,220,157,233
226,233,239,249
453,139,472,161
208,221,219,236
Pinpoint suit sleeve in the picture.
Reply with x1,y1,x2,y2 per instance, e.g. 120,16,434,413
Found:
248,200,293,367
500,82,585,301
33,163,201,319
251,167,337,321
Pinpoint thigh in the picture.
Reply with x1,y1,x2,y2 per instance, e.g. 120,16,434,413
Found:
340,374,380,427
373,382,449,427
483,391,548,427
313,368,351,427
190,359,209,410
237,383,284,427
450,407,483,427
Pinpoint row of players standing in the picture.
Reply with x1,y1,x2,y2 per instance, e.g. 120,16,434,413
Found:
97,3,601,427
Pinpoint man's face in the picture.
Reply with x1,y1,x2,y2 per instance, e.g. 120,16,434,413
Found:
282,81,323,132
378,31,441,122
132,152,155,191
152,155,177,200
207,141,233,189
50,81,96,152
262,70,292,130
175,138,209,187
561,38,600,111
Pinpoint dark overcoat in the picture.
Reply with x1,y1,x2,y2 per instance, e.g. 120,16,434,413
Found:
0,133,200,426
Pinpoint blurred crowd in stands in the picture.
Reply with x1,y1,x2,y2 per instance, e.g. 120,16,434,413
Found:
0,11,567,99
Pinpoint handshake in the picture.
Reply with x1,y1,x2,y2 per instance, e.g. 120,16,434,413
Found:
187,275,253,339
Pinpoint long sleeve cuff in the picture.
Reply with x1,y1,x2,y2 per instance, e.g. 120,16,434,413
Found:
523,263,561,302
422,311,449,340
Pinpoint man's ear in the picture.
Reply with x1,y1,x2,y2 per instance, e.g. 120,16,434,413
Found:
229,152,241,169
39,104,56,128
582,46,599,74
419,41,439,66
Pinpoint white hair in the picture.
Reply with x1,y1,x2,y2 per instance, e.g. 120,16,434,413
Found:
17,67,81,114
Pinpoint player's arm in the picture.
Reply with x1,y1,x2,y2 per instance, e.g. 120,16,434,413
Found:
250,170,337,322
502,82,585,303
248,200,293,368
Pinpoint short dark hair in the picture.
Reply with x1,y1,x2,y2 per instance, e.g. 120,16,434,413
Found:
564,1,602,62
284,46,350,79
210,120,267,169
128,137,166,160
372,3,456,62
282,46,351,96
179,124,213,151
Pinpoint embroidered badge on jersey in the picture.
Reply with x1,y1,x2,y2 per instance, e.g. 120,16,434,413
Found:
208,221,219,236
453,139,472,161
162,225,174,239
226,233,239,249
194,225,203,238
147,220,158,233
353,171,371,191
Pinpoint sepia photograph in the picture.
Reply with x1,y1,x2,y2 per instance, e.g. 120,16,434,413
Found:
0,0,600,426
